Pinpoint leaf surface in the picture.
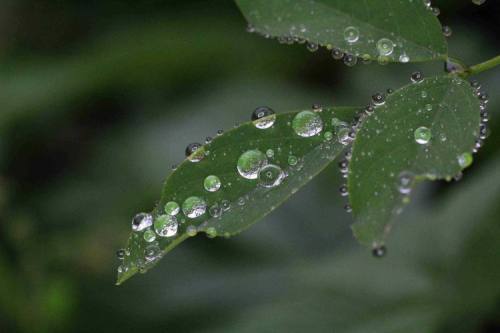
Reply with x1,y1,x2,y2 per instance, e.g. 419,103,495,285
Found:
117,106,358,284
235,0,447,63
348,75,481,247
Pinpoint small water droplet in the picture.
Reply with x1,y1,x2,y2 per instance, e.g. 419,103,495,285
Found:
154,215,178,237
186,225,198,237
288,155,298,166
204,175,222,192
221,200,231,211
343,54,358,67
116,249,126,260
324,131,333,141
410,71,424,83
164,201,180,216
292,110,323,137
457,152,473,168
251,106,276,129
258,164,286,188
306,42,319,52
442,25,452,37
331,48,344,60
397,171,415,194
132,213,153,232
399,53,410,63
414,126,432,144
182,196,207,218
344,204,352,213
472,0,486,5
206,227,217,238
237,149,268,179
339,185,348,197
185,143,205,162
266,149,275,158
376,38,394,56
143,229,157,242
372,245,386,258
371,93,386,106
208,203,222,218
344,26,360,43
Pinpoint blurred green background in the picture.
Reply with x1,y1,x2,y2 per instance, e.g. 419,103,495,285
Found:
0,0,499,332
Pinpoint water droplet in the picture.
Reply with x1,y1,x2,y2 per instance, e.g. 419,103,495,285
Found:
116,249,126,260
292,110,323,137
237,149,268,179
186,225,197,237
164,201,180,216
288,155,298,166
411,71,424,83
431,7,440,15
209,203,222,218
306,42,318,52
344,26,360,43
457,152,473,168
442,25,452,37
397,171,415,194
266,149,275,158
144,245,161,262
324,131,333,141
343,54,358,67
258,164,286,188
371,93,386,106
251,106,276,129
331,48,344,60
399,53,410,63
132,213,153,232
204,175,221,192
143,229,156,242
472,0,486,5
376,38,394,56
185,142,205,162
339,185,348,197
414,126,432,144
221,200,231,211
182,196,207,218
372,245,386,258
344,204,352,213
154,214,178,237
246,24,255,33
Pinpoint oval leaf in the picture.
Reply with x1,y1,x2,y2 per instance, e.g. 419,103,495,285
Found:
347,75,482,248
117,106,358,284
236,0,447,63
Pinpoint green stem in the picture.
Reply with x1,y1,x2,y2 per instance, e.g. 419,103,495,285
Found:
459,55,500,78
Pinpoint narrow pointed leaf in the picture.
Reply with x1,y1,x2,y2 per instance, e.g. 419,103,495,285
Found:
117,107,358,284
235,0,447,63
348,75,482,247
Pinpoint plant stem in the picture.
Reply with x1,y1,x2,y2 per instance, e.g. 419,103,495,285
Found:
460,55,500,78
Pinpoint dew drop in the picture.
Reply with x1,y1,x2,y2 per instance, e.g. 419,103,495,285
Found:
410,71,424,83
292,110,323,137
414,126,432,144
185,142,205,162
258,164,286,188
208,203,222,218
132,213,153,232
221,200,231,211
164,201,180,216
306,42,319,52
204,175,222,192
186,225,198,237
372,245,387,258
397,171,415,194
343,54,358,67
237,149,268,179
472,0,486,5
266,149,275,158
442,25,452,37
376,38,394,56
371,93,386,106
399,53,410,63
339,185,348,197
344,204,352,213
116,249,126,260
182,196,207,218
288,155,298,166
344,26,360,43
457,152,473,168
251,106,276,129
143,229,157,242
154,214,178,237
324,131,333,141
206,227,217,238
331,48,344,60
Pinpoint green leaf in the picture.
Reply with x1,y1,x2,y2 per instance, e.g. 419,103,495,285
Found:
235,0,447,63
348,75,482,248
117,106,358,284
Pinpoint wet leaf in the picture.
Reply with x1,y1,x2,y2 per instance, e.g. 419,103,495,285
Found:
117,106,358,284
348,75,482,248
236,0,447,63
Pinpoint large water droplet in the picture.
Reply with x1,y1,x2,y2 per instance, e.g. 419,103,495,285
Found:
292,110,323,137
204,175,221,192
182,196,207,218
251,106,276,129
258,164,286,188
414,126,432,144
344,26,359,43
154,215,178,237
376,38,394,56
131,213,153,232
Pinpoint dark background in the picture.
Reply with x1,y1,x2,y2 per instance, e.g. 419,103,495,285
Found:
0,0,499,332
